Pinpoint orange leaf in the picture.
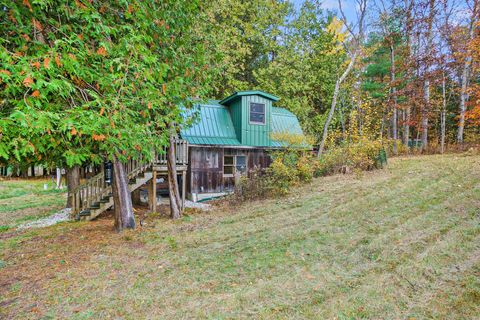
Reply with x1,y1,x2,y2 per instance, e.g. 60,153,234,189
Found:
99,107,105,116
162,83,166,94
92,134,106,141
0,70,11,76
96,47,107,56
32,61,40,70
32,18,43,31
71,127,77,136
23,0,32,11
68,53,76,60
23,76,33,87
44,57,50,69
148,102,152,109
21,34,31,41
55,54,62,67
31,90,40,97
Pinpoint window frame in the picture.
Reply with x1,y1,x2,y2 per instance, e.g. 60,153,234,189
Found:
249,102,266,125
223,155,247,177
223,155,235,177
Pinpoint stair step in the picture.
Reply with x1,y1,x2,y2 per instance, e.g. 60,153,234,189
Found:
79,210,91,217
99,199,109,203
90,202,101,209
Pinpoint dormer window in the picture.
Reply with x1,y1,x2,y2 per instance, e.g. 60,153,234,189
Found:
249,102,265,125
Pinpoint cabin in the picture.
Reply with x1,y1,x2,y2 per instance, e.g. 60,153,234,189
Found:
180,90,304,201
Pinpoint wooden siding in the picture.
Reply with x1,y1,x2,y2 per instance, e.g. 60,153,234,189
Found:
188,147,271,194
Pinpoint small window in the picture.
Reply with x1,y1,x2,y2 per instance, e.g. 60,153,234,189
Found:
250,102,265,124
223,155,235,177
223,155,247,176
236,156,246,173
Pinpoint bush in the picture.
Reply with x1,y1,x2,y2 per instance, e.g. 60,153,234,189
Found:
231,137,386,203
314,138,386,176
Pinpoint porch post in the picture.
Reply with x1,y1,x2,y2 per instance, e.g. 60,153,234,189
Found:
152,170,157,212
182,170,186,210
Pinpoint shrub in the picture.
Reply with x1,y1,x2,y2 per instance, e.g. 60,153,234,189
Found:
230,136,386,203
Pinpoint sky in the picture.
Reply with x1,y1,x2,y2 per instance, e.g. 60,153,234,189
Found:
292,0,359,22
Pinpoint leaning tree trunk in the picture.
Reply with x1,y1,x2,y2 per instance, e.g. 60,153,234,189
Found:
66,165,80,208
112,154,135,232
318,51,358,157
167,134,182,219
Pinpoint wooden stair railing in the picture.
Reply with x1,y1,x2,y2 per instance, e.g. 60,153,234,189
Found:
69,155,153,220
69,139,189,221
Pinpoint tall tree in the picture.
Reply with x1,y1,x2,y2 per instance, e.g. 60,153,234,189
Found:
457,0,479,143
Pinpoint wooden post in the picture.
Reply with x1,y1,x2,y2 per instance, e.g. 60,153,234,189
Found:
152,170,157,212
182,170,186,210
147,176,153,211
132,189,142,206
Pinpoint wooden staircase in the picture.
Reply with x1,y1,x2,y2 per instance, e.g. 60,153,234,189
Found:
69,139,189,221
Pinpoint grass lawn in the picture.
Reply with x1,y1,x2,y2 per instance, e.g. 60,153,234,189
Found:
0,178,66,231
0,154,479,319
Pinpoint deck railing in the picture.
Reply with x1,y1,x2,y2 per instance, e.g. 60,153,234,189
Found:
156,139,189,166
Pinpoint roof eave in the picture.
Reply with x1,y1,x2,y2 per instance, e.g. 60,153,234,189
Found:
219,90,280,105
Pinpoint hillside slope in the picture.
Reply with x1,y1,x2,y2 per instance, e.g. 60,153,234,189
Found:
1,154,479,319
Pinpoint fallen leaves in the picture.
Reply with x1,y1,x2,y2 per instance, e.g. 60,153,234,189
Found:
31,90,40,97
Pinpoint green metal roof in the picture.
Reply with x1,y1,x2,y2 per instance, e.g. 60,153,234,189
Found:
219,90,280,105
181,102,241,146
180,103,305,147
271,107,305,147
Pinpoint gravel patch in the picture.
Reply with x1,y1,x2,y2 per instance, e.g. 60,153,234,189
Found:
17,208,71,230
185,200,211,211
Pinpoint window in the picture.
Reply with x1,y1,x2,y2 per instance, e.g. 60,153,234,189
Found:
236,156,246,174
250,102,265,124
223,155,234,176
223,155,247,177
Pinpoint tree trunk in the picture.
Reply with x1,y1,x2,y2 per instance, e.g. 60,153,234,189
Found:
457,5,477,143
112,154,135,232
441,73,447,153
318,51,358,157
66,165,80,208
167,133,182,219
55,167,62,189
403,106,410,146
390,44,398,154
421,79,430,152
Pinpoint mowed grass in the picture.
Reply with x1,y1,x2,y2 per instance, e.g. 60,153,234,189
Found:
0,179,66,230
1,154,479,319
